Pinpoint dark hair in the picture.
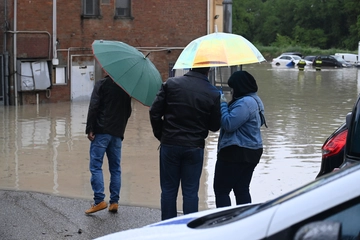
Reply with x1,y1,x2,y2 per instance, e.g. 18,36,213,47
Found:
190,67,210,75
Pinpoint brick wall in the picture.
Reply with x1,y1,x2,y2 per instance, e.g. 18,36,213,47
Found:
9,0,208,104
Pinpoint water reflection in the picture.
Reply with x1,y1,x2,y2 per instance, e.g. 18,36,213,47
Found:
0,64,359,211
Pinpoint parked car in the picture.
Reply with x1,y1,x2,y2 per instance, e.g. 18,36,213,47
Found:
317,93,360,178
313,55,353,68
97,94,360,240
316,122,347,178
335,53,358,65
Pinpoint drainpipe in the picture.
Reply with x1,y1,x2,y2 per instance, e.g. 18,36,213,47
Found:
207,0,210,34
3,0,8,105
52,0,58,65
13,0,17,105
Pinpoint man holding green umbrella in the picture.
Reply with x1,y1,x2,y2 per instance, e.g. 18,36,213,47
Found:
85,75,132,214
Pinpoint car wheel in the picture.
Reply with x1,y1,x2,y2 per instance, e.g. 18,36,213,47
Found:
276,62,280,66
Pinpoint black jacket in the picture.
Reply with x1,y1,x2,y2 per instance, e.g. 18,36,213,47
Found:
149,70,221,148
85,76,132,139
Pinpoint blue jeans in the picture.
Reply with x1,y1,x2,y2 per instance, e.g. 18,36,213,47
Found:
159,144,204,220
89,134,122,205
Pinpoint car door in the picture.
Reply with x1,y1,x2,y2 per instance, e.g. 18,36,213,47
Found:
266,196,360,239
280,55,291,64
321,56,332,66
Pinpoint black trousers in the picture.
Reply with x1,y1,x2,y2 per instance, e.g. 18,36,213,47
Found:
213,145,262,207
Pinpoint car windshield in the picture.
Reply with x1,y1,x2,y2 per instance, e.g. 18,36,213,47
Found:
188,162,360,229
347,97,360,157
333,55,347,63
293,56,301,60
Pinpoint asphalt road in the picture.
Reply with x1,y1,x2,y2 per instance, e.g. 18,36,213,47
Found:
0,190,161,240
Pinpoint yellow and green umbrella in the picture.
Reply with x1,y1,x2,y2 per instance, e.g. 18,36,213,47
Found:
173,32,266,69
92,40,162,107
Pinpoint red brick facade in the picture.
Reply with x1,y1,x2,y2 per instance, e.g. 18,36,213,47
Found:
3,0,210,104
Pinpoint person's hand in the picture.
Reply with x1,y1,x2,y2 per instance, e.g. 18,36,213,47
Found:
87,132,95,141
220,94,227,103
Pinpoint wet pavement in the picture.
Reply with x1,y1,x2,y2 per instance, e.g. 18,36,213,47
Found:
0,190,161,240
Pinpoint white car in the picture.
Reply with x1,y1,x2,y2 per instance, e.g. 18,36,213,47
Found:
272,54,312,67
96,162,360,240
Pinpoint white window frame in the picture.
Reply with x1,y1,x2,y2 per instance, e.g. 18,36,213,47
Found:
115,0,131,18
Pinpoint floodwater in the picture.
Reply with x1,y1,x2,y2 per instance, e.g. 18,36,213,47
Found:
1,63,360,212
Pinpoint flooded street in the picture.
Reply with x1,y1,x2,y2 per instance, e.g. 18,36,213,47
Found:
1,63,359,211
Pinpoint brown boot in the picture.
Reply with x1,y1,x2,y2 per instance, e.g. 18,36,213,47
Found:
85,201,107,214
108,203,118,213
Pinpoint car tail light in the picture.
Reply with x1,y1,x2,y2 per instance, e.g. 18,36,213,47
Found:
322,130,348,158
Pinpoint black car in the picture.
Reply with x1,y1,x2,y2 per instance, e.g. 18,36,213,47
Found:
317,122,347,178
313,55,353,68
317,94,360,178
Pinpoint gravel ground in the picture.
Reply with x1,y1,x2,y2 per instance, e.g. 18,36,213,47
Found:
0,190,161,240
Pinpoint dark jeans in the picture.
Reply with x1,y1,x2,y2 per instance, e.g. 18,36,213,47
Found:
213,146,262,208
159,144,204,220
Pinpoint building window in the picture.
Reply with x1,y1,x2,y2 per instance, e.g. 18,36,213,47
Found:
82,0,100,17
115,0,131,18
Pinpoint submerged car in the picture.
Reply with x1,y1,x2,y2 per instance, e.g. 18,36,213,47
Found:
313,55,353,68
272,54,312,67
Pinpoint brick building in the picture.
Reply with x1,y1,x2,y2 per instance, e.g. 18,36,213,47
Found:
0,0,224,105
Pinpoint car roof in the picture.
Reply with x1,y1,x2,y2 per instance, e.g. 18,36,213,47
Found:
278,54,301,59
281,52,302,57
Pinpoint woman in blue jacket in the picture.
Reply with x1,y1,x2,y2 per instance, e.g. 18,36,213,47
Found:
214,70,266,207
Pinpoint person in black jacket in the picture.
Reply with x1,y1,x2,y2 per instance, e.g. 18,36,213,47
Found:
149,67,221,220
85,75,132,214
